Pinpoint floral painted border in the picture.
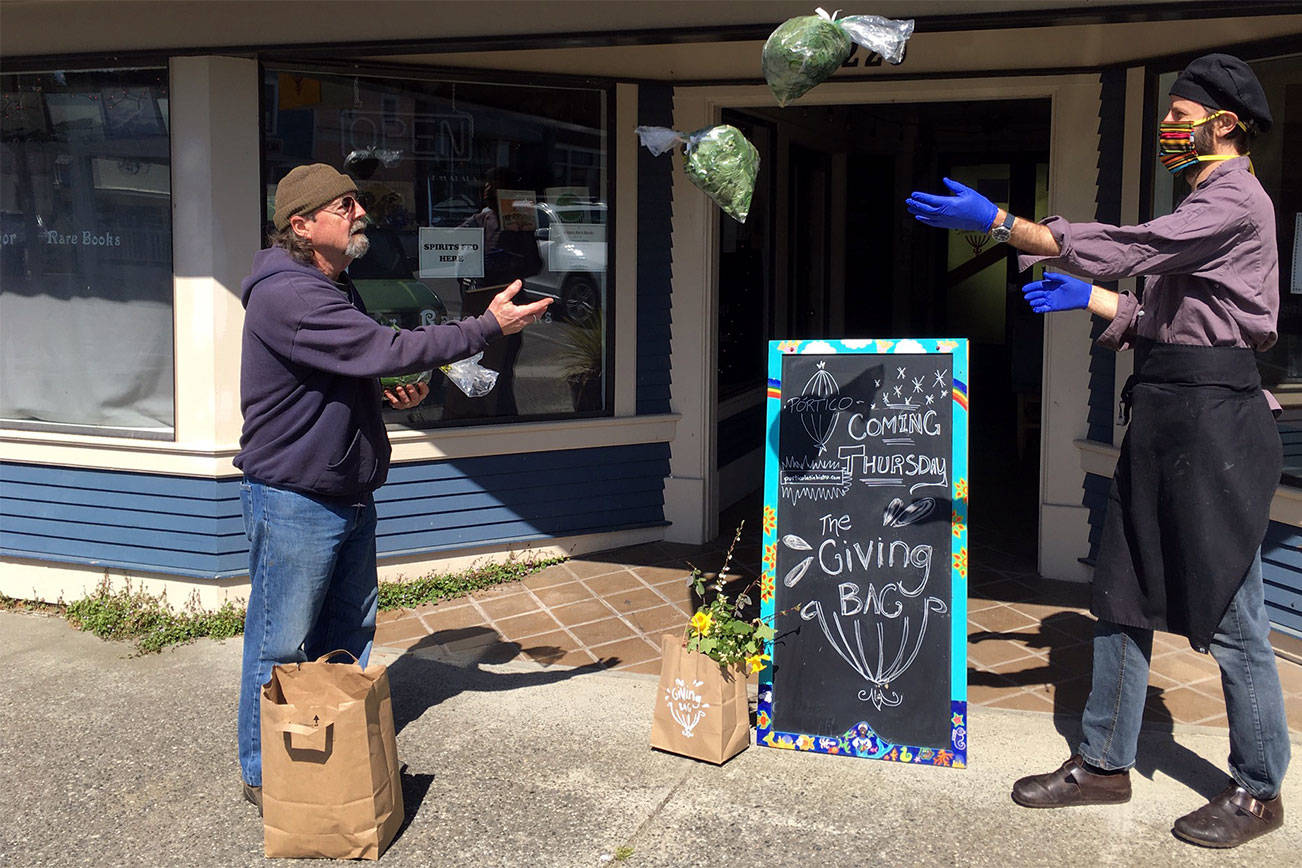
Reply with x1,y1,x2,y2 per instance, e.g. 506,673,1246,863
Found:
756,338,969,769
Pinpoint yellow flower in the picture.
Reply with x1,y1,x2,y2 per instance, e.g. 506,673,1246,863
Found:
745,653,771,674
951,510,966,538
690,610,713,636
953,548,968,578
762,542,777,572
762,505,777,534
760,571,775,602
955,479,968,502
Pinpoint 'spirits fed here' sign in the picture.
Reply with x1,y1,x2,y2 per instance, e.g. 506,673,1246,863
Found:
418,227,484,279
758,338,969,769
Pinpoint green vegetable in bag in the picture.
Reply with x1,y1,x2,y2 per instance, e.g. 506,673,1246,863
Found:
635,124,759,223
762,8,915,106
681,125,759,224
763,13,851,107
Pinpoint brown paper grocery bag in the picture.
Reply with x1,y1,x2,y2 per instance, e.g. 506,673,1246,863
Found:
260,650,404,859
650,634,750,764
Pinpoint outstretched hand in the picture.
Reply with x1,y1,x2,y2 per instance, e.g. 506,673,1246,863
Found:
905,177,999,233
487,280,553,335
1022,271,1094,314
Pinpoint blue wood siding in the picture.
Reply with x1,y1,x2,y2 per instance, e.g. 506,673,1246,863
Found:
637,83,674,416
0,443,669,580
1081,67,1125,562
1263,522,1302,639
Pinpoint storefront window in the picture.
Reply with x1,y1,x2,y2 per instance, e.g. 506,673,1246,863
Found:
0,68,173,437
262,67,611,427
1150,53,1302,482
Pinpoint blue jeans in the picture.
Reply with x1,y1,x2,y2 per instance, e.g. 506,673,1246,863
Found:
1079,550,1291,798
237,479,379,788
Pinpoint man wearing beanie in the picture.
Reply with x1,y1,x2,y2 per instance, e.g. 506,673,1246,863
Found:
908,53,1287,847
233,164,551,811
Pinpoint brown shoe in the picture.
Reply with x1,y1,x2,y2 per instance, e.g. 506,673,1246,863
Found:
243,781,263,817
1011,755,1132,808
1172,783,1283,848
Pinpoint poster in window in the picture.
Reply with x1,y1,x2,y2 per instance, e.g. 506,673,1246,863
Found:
496,189,537,232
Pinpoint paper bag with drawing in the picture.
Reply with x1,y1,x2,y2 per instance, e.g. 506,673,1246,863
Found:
650,634,751,764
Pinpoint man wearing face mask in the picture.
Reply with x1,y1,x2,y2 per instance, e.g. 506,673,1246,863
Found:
907,54,1287,848
233,164,551,813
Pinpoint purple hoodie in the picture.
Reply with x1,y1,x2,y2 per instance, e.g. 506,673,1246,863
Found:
233,247,502,499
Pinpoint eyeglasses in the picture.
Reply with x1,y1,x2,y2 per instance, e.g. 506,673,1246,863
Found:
317,196,358,218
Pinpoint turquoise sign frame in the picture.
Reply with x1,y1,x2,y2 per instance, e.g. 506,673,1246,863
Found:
756,338,969,768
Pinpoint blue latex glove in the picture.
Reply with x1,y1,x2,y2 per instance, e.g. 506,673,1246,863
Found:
1022,271,1093,313
905,178,998,233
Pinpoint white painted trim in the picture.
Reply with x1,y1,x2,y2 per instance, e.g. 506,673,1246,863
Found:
614,83,639,418
0,414,679,475
1075,439,1302,527
1,525,669,608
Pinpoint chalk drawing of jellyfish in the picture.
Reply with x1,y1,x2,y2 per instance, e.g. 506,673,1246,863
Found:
800,361,841,453
799,595,949,710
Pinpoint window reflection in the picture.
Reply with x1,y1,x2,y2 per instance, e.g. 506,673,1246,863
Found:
263,69,610,427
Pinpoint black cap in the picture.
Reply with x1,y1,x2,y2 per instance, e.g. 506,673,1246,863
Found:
1169,53,1272,133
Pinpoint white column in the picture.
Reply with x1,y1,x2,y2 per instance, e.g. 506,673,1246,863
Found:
169,56,261,453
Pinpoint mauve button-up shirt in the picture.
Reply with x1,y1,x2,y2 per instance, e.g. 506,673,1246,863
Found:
1018,156,1279,353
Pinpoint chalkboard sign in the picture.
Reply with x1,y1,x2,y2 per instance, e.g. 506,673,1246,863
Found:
757,338,969,769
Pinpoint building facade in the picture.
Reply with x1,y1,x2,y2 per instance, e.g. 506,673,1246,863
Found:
2,1,1301,646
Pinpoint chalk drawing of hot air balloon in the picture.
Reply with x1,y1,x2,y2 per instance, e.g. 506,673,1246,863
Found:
799,361,841,454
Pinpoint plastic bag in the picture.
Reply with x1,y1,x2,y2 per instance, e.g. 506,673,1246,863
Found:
440,351,498,397
762,8,915,106
635,124,759,223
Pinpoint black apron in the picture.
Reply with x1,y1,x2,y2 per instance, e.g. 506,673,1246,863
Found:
1093,340,1280,651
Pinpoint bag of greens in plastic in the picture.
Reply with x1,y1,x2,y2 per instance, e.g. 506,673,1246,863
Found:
634,124,759,223
440,351,498,398
762,8,914,106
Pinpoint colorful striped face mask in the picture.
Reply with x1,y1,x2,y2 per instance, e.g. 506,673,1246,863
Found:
1158,109,1244,174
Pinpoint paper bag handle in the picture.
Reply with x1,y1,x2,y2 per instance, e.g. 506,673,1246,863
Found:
269,709,335,751
314,649,358,664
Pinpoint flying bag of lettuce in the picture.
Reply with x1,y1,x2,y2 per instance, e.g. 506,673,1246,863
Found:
681,125,759,223
636,124,759,223
762,8,915,106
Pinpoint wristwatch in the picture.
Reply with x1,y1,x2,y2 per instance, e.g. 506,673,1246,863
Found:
990,211,1015,243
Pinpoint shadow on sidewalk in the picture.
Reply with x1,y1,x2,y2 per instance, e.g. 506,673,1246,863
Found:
969,611,1226,800
384,626,618,831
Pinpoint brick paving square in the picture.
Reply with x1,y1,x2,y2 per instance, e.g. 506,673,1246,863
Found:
1145,686,1225,725
532,581,596,608
548,598,618,627
563,559,626,580
374,614,433,644
987,689,1055,712
967,634,1044,669
516,629,587,661
629,564,689,585
419,604,488,633
581,570,645,596
616,659,664,675
586,636,660,668
968,603,1040,634
493,609,562,641
1149,650,1222,686
568,617,637,648
520,565,578,590
624,604,689,637
603,586,671,614
475,591,541,621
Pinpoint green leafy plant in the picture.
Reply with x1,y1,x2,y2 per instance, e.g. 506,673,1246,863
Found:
683,523,775,673
377,555,565,609
65,576,244,655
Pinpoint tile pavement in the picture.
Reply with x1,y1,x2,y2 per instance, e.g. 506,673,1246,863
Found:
374,528,1302,733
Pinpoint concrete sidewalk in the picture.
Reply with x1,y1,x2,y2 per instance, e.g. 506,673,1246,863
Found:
2,609,1299,867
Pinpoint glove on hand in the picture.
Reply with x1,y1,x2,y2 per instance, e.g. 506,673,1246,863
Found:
905,177,998,233
1022,271,1093,313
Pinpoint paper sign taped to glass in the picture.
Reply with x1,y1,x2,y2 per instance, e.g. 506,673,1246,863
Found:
418,226,484,279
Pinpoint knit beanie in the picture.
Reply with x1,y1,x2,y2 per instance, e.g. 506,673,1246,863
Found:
272,164,358,230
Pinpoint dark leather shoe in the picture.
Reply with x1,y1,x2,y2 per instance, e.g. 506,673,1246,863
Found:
1011,755,1132,808
1172,783,1283,848
243,781,262,817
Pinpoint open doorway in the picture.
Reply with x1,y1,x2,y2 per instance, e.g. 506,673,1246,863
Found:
716,98,1051,563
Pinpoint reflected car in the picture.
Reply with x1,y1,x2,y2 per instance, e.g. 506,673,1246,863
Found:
522,201,606,323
